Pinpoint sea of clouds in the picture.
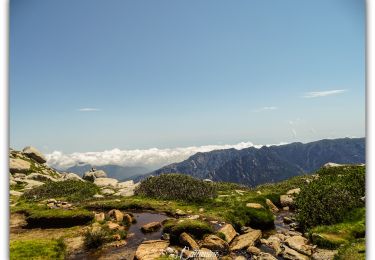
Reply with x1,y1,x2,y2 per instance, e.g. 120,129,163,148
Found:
46,141,286,171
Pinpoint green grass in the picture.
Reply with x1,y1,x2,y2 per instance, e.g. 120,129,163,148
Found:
334,238,365,260
13,202,93,228
10,182,27,191
22,180,100,202
10,238,66,260
309,207,365,249
163,219,214,242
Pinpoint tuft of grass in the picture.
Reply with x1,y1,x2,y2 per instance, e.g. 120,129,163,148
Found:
334,238,365,260
10,238,66,260
83,225,127,249
135,174,217,203
224,205,275,230
22,180,100,202
309,207,365,249
163,219,214,242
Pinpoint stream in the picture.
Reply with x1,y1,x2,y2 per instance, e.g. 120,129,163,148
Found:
69,212,169,260
69,210,296,260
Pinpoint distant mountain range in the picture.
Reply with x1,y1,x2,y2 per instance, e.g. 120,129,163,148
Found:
132,137,365,186
66,164,150,181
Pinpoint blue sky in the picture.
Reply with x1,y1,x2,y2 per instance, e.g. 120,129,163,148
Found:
10,0,365,154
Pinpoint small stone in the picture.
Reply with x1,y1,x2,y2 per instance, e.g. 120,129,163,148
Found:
199,208,205,213
108,209,124,222
141,222,162,233
247,246,261,255
246,203,264,209
175,209,186,216
95,212,105,222
286,188,301,195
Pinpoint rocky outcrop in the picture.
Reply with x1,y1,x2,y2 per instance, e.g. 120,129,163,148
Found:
94,177,118,188
135,240,169,260
218,224,237,243
22,146,47,163
9,158,31,173
230,228,262,251
60,172,83,181
83,169,107,181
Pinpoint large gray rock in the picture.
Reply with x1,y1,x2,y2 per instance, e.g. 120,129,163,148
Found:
9,158,30,173
83,169,107,181
117,180,134,188
230,228,261,251
61,172,84,181
135,240,169,260
93,177,118,188
22,146,46,163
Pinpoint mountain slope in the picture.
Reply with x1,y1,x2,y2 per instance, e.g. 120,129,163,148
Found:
137,137,365,186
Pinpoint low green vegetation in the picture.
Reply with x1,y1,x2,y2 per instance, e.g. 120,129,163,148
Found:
334,238,365,260
296,166,365,229
10,238,66,260
135,174,218,202
163,219,214,242
22,180,100,202
224,206,274,230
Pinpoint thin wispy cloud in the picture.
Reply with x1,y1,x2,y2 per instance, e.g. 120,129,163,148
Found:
77,108,101,112
303,89,347,98
253,106,278,112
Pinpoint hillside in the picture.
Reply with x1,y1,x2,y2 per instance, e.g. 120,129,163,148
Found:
10,145,365,260
139,137,365,186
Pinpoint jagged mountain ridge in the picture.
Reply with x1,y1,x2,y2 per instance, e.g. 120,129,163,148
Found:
135,137,365,186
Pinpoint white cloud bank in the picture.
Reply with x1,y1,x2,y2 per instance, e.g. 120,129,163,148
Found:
77,108,101,112
46,142,286,170
303,89,347,98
